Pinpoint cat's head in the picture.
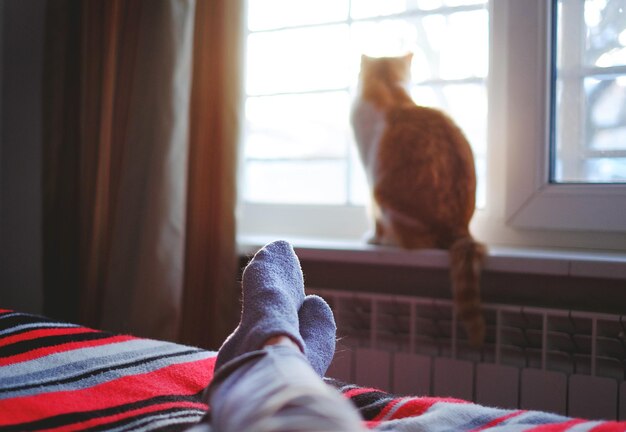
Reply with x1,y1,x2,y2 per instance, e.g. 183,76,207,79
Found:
359,53,414,86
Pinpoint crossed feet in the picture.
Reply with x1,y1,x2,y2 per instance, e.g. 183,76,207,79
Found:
215,240,336,377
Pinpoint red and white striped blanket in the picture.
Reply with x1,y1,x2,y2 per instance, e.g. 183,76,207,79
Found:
1,309,625,431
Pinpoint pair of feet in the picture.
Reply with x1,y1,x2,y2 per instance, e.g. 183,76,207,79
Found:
215,241,336,377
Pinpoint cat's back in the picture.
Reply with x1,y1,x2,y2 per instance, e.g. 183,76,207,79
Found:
381,103,476,178
375,102,477,234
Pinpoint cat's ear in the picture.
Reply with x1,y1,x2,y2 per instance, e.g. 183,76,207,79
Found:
361,54,371,66
403,52,414,64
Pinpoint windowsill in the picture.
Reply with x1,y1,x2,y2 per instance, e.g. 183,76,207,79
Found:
238,235,626,281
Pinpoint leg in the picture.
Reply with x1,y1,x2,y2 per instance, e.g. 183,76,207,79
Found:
209,340,368,432
191,241,368,432
214,240,306,371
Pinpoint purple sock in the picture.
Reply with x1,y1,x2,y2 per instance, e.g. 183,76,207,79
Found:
215,241,305,371
299,295,336,377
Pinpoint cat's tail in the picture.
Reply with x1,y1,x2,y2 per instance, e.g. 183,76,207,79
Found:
449,237,487,348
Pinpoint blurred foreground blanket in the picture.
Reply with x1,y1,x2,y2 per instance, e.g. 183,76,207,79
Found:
1,309,625,431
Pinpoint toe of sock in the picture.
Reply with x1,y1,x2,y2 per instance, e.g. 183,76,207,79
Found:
299,295,336,376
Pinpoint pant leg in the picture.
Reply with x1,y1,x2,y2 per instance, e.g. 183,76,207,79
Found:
207,345,369,432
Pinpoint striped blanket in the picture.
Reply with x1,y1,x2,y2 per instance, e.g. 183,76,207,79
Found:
330,381,626,431
1,309,625,431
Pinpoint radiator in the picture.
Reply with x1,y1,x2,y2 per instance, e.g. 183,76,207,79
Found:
312,288,626,421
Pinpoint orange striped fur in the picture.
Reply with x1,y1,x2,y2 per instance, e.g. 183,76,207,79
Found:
351,54,487,346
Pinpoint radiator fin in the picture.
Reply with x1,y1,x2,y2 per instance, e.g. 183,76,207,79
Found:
316,289,626,420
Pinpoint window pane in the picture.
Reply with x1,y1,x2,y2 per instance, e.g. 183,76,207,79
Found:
244,1,489,208
584,158,626,182
248,0,349,31
583,0,626,67
244,160,347,204
423,10,488,80
245,92,350,161
441,0,486,6
589,78,626,151
350,0,486,19
246,25,351,95
351,11,488,80
350,20,418,58
349,145,369,206
350,0,407,19
553,0,626,183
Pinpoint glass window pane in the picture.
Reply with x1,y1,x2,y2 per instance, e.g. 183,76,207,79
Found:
584,158,626,182
553,0,626,183
416,0,445,10
245,92,351,160
428,11,488,80
474,156,486,209
351,11,487,80
443,85,487,155
583,0,626,67
351,20,418,58
442,0,486,6
351,0,486,19
246,25,351,95
244,1,489,207
589,78,626,151
244,161,347,204
350,0,408,19
348,144,369,206
248,0,349,31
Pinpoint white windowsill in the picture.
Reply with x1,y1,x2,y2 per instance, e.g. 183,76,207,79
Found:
238,235,626,281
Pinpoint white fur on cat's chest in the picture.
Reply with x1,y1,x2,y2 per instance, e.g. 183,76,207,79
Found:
350,98,386,184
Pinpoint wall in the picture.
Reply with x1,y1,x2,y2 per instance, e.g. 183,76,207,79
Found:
0,0,45,313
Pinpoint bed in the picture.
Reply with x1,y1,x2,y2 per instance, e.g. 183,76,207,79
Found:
1,308,625,431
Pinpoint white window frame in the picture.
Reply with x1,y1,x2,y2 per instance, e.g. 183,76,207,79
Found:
498,0,626,233
239,0,626,251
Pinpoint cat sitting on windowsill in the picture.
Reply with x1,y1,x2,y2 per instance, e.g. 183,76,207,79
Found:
351,53,487,347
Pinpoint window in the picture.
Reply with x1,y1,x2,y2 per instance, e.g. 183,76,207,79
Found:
553,0,626,183
240,0,626,250
243,1,488,208
500,0,626,239
240,0,488,238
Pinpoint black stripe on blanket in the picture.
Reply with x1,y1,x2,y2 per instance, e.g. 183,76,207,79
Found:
0,348,203,393
352,390,396,420
0,331,115,358
86,409,204,432
325,378,395,421
1,393,206,432
0,312,79,335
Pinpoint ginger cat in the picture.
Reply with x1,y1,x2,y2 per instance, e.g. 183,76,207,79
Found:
351,53,487,347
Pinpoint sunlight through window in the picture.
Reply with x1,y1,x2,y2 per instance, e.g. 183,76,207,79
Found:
242,1,489,207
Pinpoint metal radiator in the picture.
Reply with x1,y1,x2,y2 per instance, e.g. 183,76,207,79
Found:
312,288,626,421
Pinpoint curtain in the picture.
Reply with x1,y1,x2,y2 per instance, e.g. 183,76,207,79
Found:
42,0,82,324
43,0,242,346
179,0,242,349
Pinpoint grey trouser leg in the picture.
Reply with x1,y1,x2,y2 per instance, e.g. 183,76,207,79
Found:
204,345,369,432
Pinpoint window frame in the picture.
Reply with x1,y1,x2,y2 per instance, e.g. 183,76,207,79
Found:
239,0,626,251
498,0,626,232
